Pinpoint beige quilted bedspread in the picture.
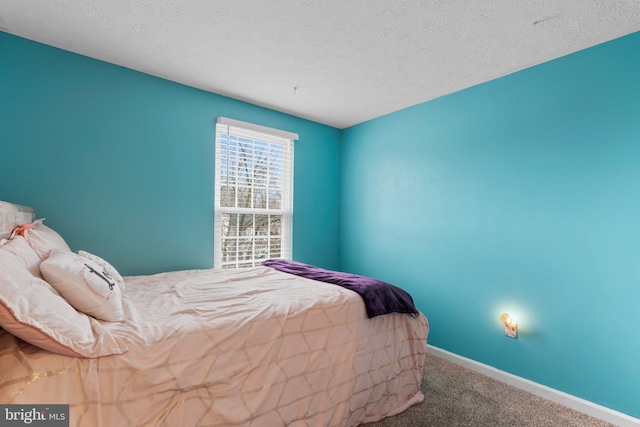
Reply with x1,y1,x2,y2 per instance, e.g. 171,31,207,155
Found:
0,266,429,426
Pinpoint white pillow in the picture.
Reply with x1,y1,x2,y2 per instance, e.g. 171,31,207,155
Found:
0,238,126,357
78,250,126,290
41,250,125,322
21,219,71,260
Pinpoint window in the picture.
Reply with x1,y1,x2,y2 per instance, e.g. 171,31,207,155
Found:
214,117,297,269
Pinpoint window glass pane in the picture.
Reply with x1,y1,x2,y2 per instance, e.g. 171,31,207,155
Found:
268,190,281,209
238,214,254,236
254,215,269,236
254,238,268,261
269,238,282,258
254,141,269,187
222,238,237,263
254,188,267,209
220,186,234,208
269,215,282,236
221,213,238,237
236,237,252,261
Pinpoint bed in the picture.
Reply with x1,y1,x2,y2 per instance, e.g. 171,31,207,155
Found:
0,201,429,426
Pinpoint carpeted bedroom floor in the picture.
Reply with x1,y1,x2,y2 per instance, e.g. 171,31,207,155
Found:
365,352,616,427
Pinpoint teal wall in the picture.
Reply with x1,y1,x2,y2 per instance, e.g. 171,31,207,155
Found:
341,31,640,417
0,31,341,275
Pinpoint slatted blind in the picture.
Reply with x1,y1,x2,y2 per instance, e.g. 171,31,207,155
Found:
214,117,297,269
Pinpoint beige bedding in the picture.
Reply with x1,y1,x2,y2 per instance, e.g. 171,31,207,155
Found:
0,266,429,426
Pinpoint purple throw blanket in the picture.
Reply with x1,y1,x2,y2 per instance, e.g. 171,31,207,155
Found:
263,259,419,318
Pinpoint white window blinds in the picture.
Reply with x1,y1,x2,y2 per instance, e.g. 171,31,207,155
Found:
214,117,297,269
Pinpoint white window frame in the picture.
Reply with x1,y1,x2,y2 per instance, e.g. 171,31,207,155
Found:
214,117,297,269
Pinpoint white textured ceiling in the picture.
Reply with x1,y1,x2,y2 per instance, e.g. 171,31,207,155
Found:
1,1,639,129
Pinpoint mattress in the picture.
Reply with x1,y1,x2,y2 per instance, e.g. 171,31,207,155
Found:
0,266,429,426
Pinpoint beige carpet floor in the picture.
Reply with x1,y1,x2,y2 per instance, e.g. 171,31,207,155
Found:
364,352,616,427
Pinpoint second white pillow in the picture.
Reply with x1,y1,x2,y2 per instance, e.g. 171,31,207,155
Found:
40,250,124,322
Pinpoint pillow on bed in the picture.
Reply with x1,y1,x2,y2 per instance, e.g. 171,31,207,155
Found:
0,237,126,357
41,250,124,322
78,250,126,290
21,219,71,260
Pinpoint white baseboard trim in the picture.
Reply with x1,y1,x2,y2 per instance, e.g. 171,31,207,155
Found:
426,345,640,427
